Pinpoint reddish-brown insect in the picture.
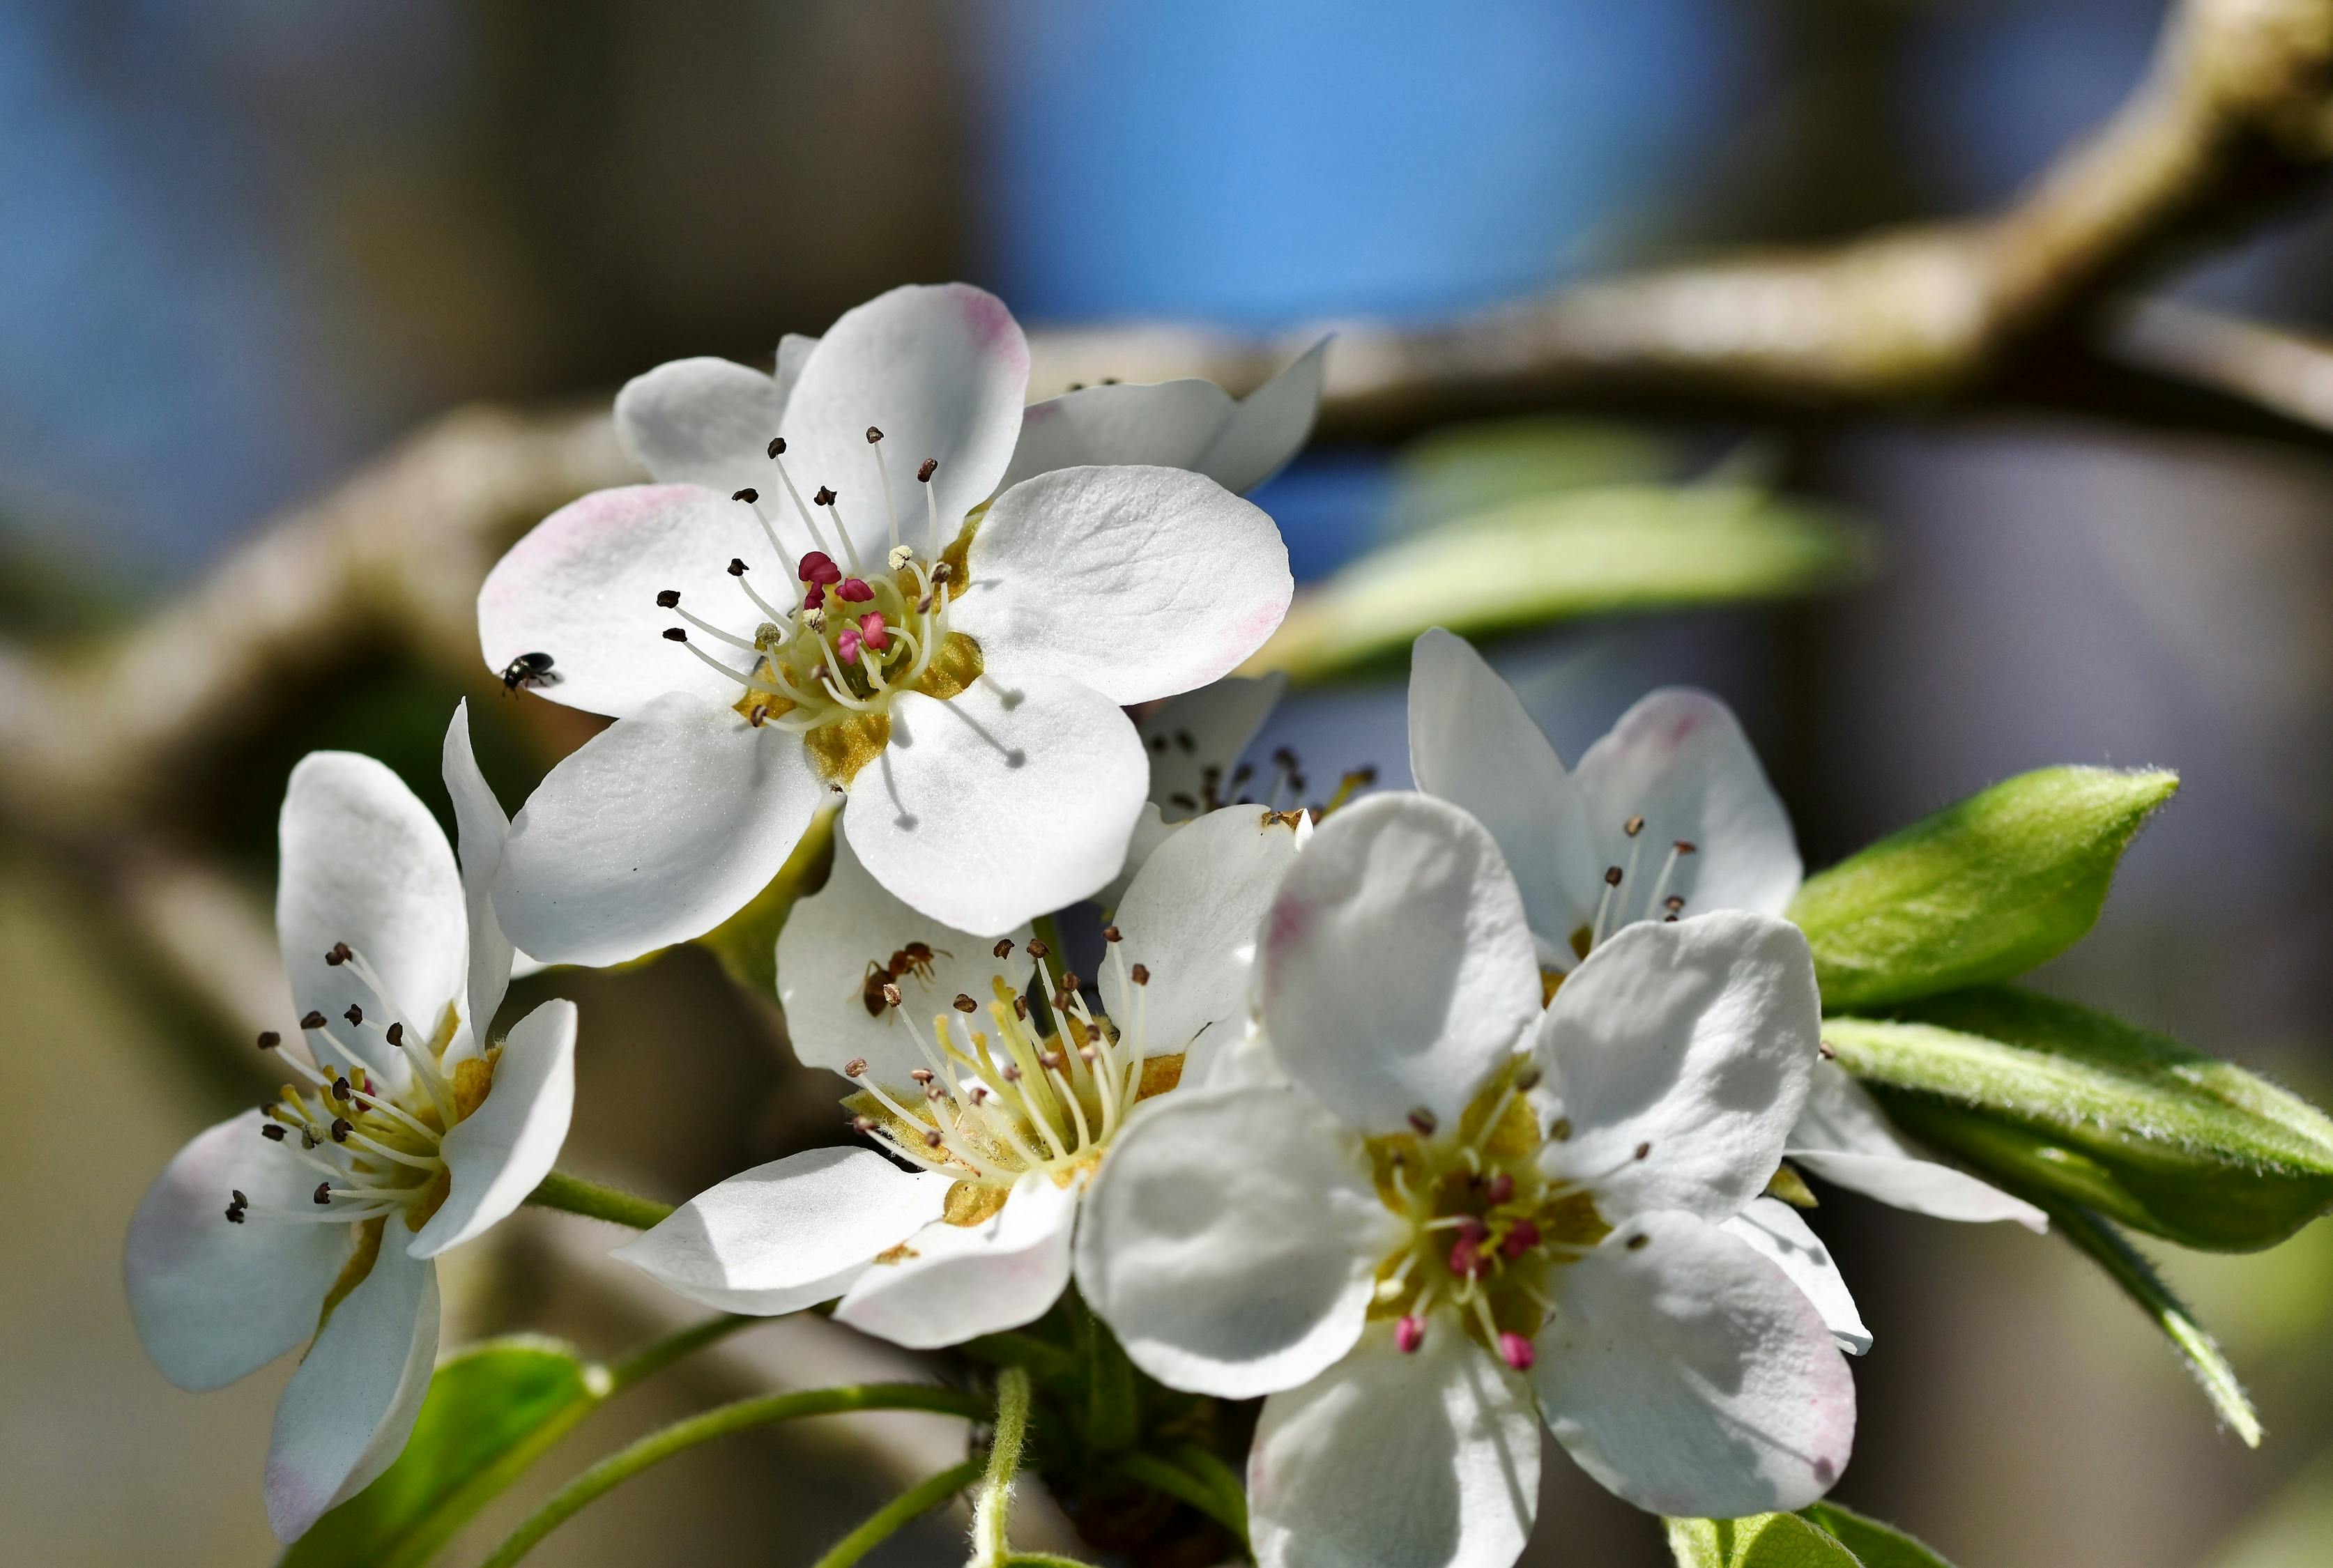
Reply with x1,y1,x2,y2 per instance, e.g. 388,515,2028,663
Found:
858,941,950,1016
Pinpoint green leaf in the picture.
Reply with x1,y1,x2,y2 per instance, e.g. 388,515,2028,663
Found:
698,804,837,994
1826,987,2333,1250
2040,1198,2261,1445
1391,417,1681,530
1799,1502,1959,1567
1249,483,1867,682
1666,1512,1865,1567
1789,767,2177,1010
282,1337,609,1568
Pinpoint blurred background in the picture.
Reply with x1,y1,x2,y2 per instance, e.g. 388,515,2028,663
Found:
6,1,2333,1564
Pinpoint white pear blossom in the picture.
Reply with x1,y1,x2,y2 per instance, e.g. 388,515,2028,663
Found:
122,707,576,1542
1407,627,2044,1236
477,284,1296,962
1075,793,1857,1568
613,803,1308,1348
1101,670,1290,907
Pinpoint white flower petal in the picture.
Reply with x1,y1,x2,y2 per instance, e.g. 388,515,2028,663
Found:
1248,1321,1538,1568
1407,629,1600,951
409,999,577,1259
1536,1209,1856,1518
833,1170,1078,1348
1139,672,1288,822
614,356,788,498
1075,1087,1395,1399
951,465,1292,705
263,1240,440,1542
1786,1061,2048,1231
1000,378,1237,494
279,752,466,1094
843,675,1147,937
1538,911,1820,1222
1258,793,1540,1135
1100,804,1308,1061
442,702,515,1054
1722,1198,1871,1355
124,1112,351,1392
1096,801,1175,912
477,483,796,721
1573,689,1801,921
778,283,1029,561
773,332,818,405
776,831,1032,1086
494,693,825,967
1184,1015,1291,1093
1194,339,1330,495
614,1146,956,1316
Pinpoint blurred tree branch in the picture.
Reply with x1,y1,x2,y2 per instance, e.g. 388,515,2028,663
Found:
10,0,2333,1038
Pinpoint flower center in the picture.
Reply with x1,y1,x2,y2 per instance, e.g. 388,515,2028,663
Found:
1544,813,1699,1002
655,435,984,784
839,932,1179,1222
229,941,494,1237
1364,1061,1626,1371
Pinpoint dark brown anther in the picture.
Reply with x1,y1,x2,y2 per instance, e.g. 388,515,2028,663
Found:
332,1077,351,1101
385,1022,404,1046
1603,866,1623,886
865,426,884,444
1040,1052,1066,1073
1060,971,1081,994
663,627,688,642
1623,814,1645,837
767,436,788,458
1663,896,1685,912
1001,1063,1024,1082
1012,996,1029,1021
732,487,760,503
970,1086,990,1105
844,1056,867,1077
993,938,1014,958
1633,1141,1652,1160
922,1128,944,1148
1101,925,1122,944
312,1183,332,1206
1168,792,1199,812
747,705,770,728
1025,939,1050,960
952,994,979,1013
917,458,938,482
880,982,902,1007
656,588,682,608
1818,1040,1837,1060
1129,964,1149,986
330,1118,353,1143
852,1115,876,1135
1407,1107,1439,1136
300,1010,327,1030
929,562,951,583
910,1068,935,1084
261,1123,287,1142
1674,840,1698,855
224,1205,246,1224
728,558,749,576
1626,1233,1649,1251
1515,1067,1543,1092
814,486,837,507
1353,764,1379,785
343,1004,363,1026
256,1031,281,1051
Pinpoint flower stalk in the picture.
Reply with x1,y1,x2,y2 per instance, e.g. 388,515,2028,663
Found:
524,1169,673,1230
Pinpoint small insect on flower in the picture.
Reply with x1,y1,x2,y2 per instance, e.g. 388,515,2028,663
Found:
498,650,560,694
858,941,951,1015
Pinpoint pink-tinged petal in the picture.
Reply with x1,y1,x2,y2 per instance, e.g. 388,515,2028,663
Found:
493,693,825,967
1248,1321,1538,1568
124,1112,350,1392
1076,1087,1395,1399
1536,911,1821,1222
408,1000,576,1258
1536,1210,1856,1519
263,1240,439,1541
953,465,1292,705
278,753,466,1098
832,1170,1079,1349
1573,688,1802,922
479,483,798,720
613,355,788,498
1408,629,1602,952
615,1147,956,1316
778,284,1029,562
775,831,1032,1086
1258,794,1540,1136
843,673,1147,937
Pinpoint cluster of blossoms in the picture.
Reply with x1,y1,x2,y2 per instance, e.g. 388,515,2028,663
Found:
123,284,2035,1565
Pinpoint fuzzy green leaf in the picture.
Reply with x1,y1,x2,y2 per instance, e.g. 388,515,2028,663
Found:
1250,484,1867,682
1789,767,2177,1010
1825,988,2333,1251
1666,1512,1865,1567
1799,1502,1958,1567
282,1337,609,1568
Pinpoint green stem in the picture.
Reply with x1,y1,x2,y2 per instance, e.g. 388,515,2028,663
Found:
970,1367,1034,1568
525,1169,674,1230
605,1314,756,1393
1115,1451,1248,1541
2044,1197,2262,1446
959,1330,1082,1383
809,1458,985,1568
1079,1302,1139,1454
475,1383,984,1568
